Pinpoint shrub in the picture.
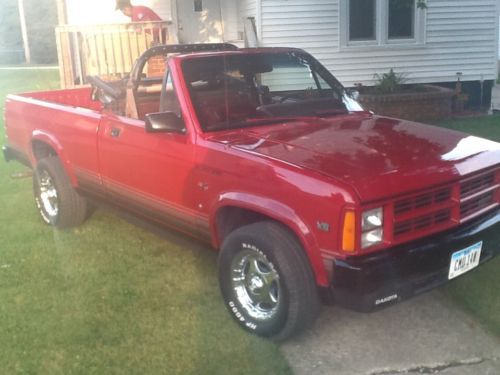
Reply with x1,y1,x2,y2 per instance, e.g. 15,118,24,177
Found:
373,68,408,94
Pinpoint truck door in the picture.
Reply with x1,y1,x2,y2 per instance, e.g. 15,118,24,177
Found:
97,72,199,235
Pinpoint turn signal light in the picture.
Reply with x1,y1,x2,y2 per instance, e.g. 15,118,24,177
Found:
342,210,356,252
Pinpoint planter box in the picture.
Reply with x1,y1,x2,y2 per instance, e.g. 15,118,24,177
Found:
359,85,454,122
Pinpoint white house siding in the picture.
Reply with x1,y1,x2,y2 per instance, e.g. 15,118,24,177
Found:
221,0,239,41
498,15,500,59
257,0,499,87
238,0,258,32
65,0,173,25
239,0,257,19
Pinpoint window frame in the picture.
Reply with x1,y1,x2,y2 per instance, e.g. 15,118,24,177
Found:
160,69,182,115
340,0,426,48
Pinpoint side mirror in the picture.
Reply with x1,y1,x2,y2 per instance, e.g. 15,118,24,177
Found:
347,89,360,101
145,111,186,134
342,90,364,112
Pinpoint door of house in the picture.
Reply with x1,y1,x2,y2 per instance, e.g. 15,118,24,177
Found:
176,0,223,43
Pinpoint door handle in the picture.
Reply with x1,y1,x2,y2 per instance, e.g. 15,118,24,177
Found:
110,128,121,138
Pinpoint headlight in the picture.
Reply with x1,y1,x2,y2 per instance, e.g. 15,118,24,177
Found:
361,228,383,248
361,207,384,248
362,208,383,231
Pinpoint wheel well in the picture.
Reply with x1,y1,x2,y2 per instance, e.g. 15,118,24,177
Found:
215,206,321,285
32,140,57,161
216,206,272,245
215,206,302,247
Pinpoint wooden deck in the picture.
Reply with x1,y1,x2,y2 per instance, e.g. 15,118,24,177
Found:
55,21,176,88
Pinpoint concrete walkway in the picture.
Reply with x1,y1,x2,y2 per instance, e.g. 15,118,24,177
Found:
281,291,500,375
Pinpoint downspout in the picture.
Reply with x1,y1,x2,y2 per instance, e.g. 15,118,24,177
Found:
171,0,180,43
256,0,262,45
219,0,225,42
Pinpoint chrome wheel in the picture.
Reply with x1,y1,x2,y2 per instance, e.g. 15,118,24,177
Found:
37,170,58,218
33,157,90,228
219,222,320,339
230,250,281,321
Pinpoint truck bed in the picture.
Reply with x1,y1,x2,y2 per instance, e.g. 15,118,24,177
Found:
16,87,102,111
4,87,103,173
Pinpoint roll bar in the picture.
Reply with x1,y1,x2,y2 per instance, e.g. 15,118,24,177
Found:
129,43,238,86
123,43,237,118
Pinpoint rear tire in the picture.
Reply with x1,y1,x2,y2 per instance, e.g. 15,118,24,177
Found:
33,157,89,229
218,221,320,341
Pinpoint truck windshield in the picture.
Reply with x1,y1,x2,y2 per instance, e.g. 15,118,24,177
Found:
182,52,348,132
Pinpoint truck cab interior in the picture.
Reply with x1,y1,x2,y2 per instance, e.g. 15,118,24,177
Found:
88,44,349,132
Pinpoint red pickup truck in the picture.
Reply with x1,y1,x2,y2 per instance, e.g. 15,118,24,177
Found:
3,44,500,340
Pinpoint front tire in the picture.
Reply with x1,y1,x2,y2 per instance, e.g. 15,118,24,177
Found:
33,157,89,229
218,222,320,340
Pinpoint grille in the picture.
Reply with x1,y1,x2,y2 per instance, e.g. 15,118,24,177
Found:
393,187,454,239
394,188,451,216
459,171,498,220
394,209,452,236
460,192,495,218
391,169,498,242
461,172,494,197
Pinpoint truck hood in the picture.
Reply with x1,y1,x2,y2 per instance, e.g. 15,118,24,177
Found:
209,114,500,202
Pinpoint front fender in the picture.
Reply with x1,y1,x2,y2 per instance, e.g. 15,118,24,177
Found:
31,130,78,186
211,192,329,286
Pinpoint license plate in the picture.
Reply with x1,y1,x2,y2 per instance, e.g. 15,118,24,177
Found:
448,241,482,280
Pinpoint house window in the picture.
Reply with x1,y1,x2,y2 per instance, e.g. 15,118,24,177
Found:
388,0,414,39
194,0,203,12
349,0,376,41
342,0,424,47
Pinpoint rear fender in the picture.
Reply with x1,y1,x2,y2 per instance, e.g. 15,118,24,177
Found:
31,130,78,186
212,192,329,287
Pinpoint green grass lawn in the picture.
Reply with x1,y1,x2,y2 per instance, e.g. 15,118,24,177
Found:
437,115,500,141
435,115,500,337
1,70,499,373
0,70,290,374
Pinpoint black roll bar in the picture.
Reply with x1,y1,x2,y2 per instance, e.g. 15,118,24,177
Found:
129,43,238,86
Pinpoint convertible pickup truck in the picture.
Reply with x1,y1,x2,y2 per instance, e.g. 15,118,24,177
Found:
3,44,500,340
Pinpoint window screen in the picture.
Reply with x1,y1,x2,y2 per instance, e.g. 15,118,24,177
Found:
194,0,203,12
388,0,415,39
349,0,376,41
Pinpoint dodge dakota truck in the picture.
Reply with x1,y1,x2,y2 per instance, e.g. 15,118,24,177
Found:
3,44,500,340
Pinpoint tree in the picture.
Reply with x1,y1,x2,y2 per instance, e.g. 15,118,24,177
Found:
18,0,31,63
0,0,23,64
0,0,57,64
24,0,58,64
417,0,427,9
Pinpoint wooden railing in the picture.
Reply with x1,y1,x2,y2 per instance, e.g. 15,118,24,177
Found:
55,21,176,88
